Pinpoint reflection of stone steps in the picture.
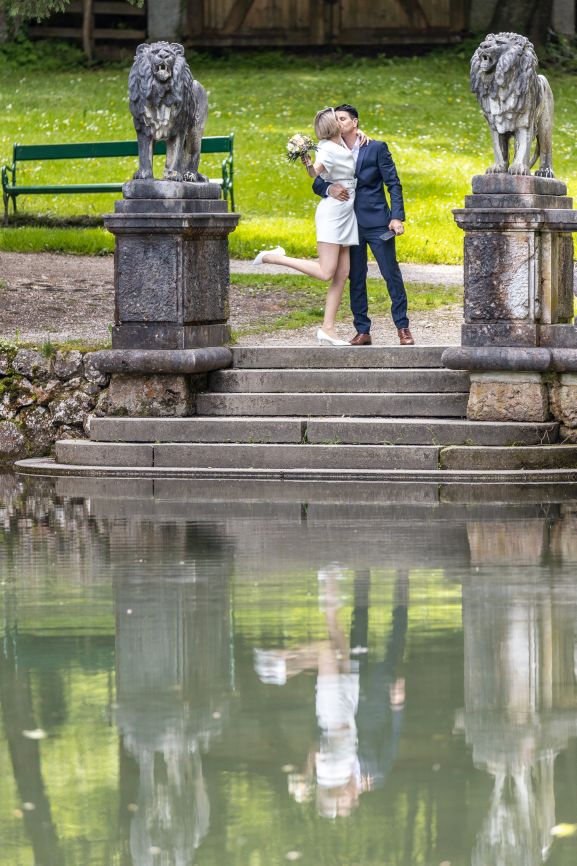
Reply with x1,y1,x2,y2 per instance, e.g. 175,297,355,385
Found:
17,345,577,482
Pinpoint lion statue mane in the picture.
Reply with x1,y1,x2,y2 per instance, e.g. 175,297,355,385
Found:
470,32,554,177
128,41,209,182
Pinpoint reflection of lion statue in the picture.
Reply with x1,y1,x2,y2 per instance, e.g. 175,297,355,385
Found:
128,41,208,182
471,32,554,177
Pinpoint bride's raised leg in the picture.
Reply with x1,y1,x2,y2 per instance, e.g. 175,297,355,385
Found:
321,246,350,337
263,242,340,281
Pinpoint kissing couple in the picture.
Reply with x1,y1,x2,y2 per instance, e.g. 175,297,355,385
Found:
254,103,414,346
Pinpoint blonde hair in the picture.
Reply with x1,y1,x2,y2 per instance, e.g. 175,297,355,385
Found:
314,107,339,140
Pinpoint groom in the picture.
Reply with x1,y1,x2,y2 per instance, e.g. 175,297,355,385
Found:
313,104,414,346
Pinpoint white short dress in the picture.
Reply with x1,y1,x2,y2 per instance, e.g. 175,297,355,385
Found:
314,139,358,246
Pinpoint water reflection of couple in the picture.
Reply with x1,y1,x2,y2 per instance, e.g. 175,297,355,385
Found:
255,567,408,818
254,104,414,347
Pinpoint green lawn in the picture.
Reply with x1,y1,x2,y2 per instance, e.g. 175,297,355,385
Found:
2,44,577,262
232,273,462,336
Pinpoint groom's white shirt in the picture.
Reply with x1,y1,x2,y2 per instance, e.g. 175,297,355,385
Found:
349,135,361,166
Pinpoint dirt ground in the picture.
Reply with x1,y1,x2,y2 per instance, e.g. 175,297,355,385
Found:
0,251,463,347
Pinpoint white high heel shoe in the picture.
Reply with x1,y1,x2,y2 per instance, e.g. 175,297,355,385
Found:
317,328,349,346
253,245,285,265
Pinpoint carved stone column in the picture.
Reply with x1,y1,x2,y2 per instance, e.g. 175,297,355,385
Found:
453,174,577,348
105,180,240,350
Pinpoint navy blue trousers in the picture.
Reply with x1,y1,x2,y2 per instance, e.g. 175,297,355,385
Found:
349,224,409,333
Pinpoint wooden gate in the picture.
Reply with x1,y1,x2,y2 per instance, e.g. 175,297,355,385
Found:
185,0,467,47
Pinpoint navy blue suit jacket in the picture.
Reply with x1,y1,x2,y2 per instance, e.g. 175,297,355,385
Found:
313,140,405,228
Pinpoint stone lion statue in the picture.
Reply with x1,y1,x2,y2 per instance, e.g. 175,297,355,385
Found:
128,41,209,183
470,32,554,177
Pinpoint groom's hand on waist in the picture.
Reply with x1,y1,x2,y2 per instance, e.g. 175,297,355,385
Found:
328,183,350,201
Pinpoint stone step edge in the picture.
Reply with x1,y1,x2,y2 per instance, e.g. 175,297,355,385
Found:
88,417,559,446
230,347,449,369
214,367,467,373
15,457,577,485
200,389,471,393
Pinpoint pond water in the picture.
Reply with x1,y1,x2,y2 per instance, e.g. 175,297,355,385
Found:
2,472,577,866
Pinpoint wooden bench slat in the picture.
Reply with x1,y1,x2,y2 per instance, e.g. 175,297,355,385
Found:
5,180,223,194
3,135,235,216
12,137,233,161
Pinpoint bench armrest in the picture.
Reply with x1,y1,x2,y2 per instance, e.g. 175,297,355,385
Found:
221,153,235,211
2,163,15,189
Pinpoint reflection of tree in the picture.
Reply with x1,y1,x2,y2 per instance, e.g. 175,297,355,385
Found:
462,521,577,866
0,628,64,866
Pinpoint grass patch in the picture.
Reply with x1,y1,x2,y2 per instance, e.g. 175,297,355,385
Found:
4,42,577,263
232,273,462,334
0,226,113,255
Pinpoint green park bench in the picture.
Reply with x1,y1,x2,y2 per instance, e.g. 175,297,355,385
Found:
2,134,235,220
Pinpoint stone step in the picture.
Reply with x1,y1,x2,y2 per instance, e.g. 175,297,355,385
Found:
23,452,577,487
56,441,154,467
195,392,469,417
51,440,577,473
209,368,469,394
89,416,559,447
57,440,439,469
440,445,577,471
231,346,447,369
90,416,306,443
151,443,441,470
306,419,559,446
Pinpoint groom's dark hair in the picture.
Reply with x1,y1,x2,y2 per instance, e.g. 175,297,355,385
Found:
335,104,359,120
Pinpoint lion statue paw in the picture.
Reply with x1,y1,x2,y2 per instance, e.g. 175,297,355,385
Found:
535,167,555,178
184,171,209,183
485,164,508,174
508,164,530,176
133,168,154,180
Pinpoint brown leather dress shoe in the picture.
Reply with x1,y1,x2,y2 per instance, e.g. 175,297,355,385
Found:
398,327,415,346
349,332,372,346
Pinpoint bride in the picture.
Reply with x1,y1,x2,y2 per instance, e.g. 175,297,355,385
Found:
254,107,358,346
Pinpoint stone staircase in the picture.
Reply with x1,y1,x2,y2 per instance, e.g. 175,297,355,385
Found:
38,345,577,482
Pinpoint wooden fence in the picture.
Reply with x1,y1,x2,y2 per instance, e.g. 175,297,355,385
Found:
28,0,468,54
185,0,468,47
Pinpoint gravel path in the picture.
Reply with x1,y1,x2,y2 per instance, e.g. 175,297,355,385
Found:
0,251,463,347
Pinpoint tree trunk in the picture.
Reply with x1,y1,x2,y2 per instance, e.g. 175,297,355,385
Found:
82,0,94,61
0,643,65,866
490,0,554,48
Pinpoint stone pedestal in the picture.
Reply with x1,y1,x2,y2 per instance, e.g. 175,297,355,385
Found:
104,180,240,350
467,371,550,422
443,347,577,430
550,373,577,429
453,175,577,348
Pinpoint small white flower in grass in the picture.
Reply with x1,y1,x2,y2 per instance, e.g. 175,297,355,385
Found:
22,729,46,740
286,852,302,861
281,764,295,773
22,803,35,811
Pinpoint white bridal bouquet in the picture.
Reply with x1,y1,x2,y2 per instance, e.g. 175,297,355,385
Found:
286,133,317,163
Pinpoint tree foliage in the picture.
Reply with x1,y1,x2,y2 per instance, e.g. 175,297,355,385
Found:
4,0,143,20
489,0,555,47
